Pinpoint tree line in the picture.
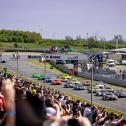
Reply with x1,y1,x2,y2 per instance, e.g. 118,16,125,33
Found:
64,35,126,49
0,29,42,43
0,29,126,50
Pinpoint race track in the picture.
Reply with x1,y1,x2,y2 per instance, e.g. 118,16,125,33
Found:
2,60,126,114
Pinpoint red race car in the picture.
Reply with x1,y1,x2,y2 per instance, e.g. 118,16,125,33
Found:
52,79,62,85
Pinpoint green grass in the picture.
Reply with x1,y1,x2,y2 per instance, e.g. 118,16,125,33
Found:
27,60,62,74
106,83,126,91
71,45,109,52
0,42,49,50
0,42,109,53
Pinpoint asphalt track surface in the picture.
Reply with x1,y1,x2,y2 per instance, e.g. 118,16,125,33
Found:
2,60,126,114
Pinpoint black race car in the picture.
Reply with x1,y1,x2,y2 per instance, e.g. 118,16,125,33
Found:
73,84,86,90
113,90,126,98
64,83,74,88
102,92,117,100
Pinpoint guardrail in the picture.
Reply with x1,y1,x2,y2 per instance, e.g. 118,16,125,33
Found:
48,61,126,87
48,60,71,74
78,72,126,87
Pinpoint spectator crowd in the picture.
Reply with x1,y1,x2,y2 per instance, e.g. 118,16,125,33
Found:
0,71,126,126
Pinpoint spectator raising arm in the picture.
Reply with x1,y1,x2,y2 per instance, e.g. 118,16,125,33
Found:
2,79,15,126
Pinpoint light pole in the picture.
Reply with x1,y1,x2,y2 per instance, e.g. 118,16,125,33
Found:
90,54,103,105
44,54,46,88
91,57,94,105
86,33,88,52
115,35,118,53
90,54,98,105
16,50,19,78
0,49,2,71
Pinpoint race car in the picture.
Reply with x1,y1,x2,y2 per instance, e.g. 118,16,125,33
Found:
105,85,114,92
73,84,85,90
52,79,62,85
113,90,126,98
83,80,91,86
41,76,53,83
64,83,74,88
57,74,72,81
95,90,106,96
87,85,105,93
69,78,81,85
63,74,72,79
102,92,118,100
32,73,44,78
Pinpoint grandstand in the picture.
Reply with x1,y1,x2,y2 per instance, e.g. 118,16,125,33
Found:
0,70,125,126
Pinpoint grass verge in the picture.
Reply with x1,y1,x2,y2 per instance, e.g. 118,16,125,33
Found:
27,60,62,74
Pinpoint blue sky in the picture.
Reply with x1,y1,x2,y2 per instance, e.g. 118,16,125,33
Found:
0,0,126,40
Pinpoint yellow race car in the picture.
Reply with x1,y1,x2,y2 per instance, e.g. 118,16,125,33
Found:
63,74,72,79
57,74,72,82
